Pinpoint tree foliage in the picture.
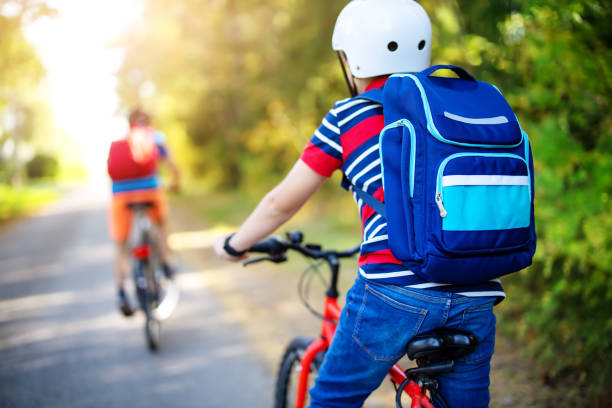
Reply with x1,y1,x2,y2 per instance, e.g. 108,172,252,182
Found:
26,152,57,178
0,0,56,184
117,0,611,402
117,0,348,187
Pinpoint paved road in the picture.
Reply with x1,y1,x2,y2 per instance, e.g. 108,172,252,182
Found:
0,184,272,408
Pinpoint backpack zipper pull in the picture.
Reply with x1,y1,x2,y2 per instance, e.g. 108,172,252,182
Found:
436,193,447,218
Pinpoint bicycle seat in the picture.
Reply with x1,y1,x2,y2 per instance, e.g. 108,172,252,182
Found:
406,329,478,366
127,201,155,210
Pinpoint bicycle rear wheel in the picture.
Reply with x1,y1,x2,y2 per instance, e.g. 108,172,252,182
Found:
145,315,160,351
134,257,162,352
274,336,325,408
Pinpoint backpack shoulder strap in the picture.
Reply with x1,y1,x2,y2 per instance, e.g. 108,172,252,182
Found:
350,182,386,218
344,88,386,218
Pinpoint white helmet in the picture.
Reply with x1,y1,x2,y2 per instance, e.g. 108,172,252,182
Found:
332,0,432,78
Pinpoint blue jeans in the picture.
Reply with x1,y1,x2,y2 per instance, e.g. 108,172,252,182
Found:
309,275,497,408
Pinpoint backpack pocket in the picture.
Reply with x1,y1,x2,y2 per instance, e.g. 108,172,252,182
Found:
433,153,531,254
397,73,524,148
435,111,522,147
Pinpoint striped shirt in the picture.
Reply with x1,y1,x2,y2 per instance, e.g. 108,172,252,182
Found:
300,77,505,301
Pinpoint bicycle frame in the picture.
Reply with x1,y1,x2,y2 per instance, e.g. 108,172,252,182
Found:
129,207,158,308
293,265,427,408
295,296,340,408
130,207,153,258
247,234,433,408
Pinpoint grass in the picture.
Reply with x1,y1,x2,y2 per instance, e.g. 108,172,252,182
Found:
0,183,58,222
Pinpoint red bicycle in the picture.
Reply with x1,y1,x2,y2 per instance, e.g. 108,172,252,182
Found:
246,231,477,408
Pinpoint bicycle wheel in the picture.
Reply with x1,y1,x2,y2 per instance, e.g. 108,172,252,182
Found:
145,314,160,351
274,336,325,408
134,257,162,352
145,259,162,352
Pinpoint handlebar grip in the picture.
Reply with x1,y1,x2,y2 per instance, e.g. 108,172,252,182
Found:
248,237,286,255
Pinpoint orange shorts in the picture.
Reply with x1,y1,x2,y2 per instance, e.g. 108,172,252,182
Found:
109,189,167,241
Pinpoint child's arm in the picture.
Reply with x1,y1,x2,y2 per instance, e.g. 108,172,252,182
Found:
214,159,326,261
162,155,181,193
154,131,181,192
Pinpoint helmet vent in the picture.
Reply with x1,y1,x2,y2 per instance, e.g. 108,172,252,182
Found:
418,40,426,50
387,41,398,52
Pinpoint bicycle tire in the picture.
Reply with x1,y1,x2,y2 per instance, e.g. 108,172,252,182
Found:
145,315,160,351
274,336,325,408
134,256,162,352
144,255,162,352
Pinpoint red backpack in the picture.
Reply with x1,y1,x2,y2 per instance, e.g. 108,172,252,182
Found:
107,126,159,181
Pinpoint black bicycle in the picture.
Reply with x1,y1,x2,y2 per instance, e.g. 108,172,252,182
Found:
128,202,178,351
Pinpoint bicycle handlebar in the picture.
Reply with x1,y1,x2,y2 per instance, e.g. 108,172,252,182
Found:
249,237,287,255
245,231,360,266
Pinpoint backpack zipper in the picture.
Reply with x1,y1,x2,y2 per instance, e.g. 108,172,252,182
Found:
435,193,447,218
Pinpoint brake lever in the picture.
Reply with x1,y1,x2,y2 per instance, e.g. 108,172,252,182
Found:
243,253,287,266
243,257,268,266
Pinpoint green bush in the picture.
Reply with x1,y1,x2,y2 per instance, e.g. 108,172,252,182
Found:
0,184,57,221
26,153,58,179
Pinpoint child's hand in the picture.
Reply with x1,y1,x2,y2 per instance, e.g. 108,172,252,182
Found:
214,234,248,262
168,179,180,194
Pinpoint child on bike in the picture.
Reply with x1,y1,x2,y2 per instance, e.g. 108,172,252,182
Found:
107,108,181,316
215,1,501,406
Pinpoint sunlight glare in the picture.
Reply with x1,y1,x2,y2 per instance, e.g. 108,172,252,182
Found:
25,0,144,183
168,226,236,251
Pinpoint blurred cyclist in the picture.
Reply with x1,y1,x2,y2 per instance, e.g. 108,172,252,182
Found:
107,108,180,316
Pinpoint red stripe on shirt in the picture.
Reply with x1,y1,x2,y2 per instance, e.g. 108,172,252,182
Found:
300,141,341,177
341,115,384,161
365,76,389,91
358,249,402,266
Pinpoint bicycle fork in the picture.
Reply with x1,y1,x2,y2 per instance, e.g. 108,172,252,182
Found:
295,298,340,408
295,338,326,408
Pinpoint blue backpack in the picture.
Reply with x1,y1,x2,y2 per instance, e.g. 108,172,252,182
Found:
355,65,536,285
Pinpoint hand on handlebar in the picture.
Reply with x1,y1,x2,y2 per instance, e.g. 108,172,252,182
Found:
244,231,360,266
215,230,359,265
213,233,248,262
213,233,284,263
